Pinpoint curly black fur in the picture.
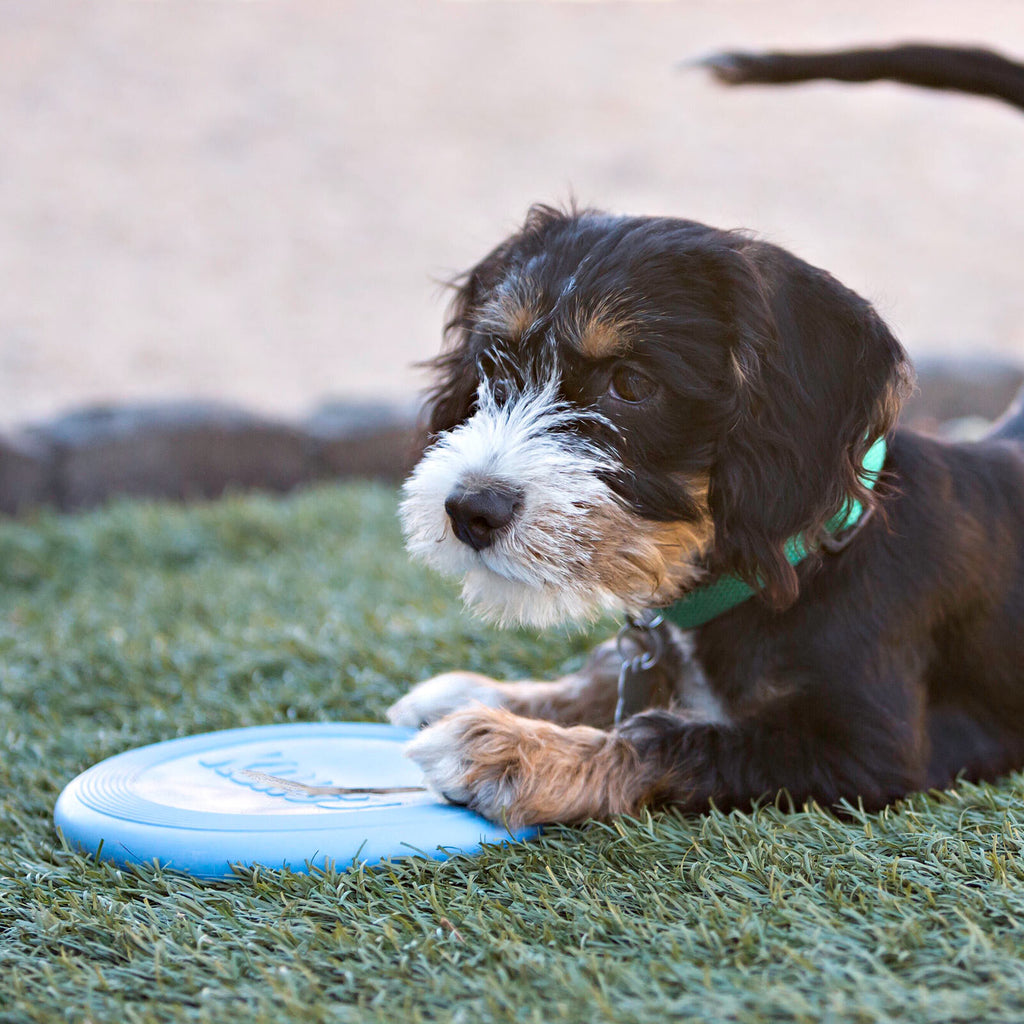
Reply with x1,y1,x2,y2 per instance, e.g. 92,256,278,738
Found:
409,43,1024,816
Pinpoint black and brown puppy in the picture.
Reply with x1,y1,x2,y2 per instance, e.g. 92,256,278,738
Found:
388,45,1024,828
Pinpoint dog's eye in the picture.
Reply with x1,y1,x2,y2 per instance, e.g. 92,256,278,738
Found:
609,366,656,404
490,379,512,406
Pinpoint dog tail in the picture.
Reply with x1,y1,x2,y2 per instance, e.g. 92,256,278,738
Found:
698,44,1024,114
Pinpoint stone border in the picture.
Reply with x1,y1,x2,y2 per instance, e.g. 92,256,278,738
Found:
0,399,421,514
0,359,1020,515
901,358,1024,435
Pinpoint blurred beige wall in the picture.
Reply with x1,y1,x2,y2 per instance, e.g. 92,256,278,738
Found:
2,0,1023,426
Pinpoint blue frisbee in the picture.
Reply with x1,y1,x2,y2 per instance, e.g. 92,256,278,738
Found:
54,722,536,877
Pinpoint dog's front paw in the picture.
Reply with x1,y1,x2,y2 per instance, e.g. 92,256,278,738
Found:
386,672,506,729
404,705,637,827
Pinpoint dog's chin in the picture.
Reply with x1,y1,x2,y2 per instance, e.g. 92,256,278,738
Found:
402,528,622,628
460,559,623,629
402,517,710,629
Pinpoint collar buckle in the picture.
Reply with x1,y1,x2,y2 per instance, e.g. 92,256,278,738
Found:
820,504,876,555
614,612,667,726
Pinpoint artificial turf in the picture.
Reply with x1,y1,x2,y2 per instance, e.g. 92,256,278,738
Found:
3,483,1024,1023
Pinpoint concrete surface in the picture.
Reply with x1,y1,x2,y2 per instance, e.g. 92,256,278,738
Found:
2,0,1023,428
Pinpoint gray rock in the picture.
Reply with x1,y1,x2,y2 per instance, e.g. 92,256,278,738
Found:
306,398,421,482
905,358,1024,432
32,402,310,510
935,416,996,442
0,431,55,513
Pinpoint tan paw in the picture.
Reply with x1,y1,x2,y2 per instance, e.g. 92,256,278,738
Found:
404,705,638,827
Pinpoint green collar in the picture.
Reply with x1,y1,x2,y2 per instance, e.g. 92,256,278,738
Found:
661,436,888,629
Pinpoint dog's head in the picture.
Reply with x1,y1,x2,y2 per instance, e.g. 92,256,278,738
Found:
401,206,912,627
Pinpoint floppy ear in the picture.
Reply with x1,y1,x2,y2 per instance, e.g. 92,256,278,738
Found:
421,271,488,438
708,240,913,608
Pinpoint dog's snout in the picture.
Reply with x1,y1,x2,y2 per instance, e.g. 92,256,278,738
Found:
444,486,521,551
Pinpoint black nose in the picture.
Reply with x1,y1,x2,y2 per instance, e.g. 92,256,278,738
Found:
444,486,521,551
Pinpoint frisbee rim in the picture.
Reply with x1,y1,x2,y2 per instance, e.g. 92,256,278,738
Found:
54,722,535,876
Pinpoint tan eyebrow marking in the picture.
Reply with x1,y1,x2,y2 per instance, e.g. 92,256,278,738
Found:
568,296,636,359
475,276,544,339
574,315,631,359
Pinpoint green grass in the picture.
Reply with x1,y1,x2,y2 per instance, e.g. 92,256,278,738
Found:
3,483,1024,1023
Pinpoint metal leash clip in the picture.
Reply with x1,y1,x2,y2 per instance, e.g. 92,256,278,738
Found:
614,610,666,726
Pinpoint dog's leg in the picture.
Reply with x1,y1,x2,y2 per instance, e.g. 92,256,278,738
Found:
406,687,925,827
387,640,628,730
387,627,701,730
925,706,1024,787
405,705,642,825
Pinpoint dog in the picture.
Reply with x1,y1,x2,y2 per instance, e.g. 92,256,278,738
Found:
387,44,1024,829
